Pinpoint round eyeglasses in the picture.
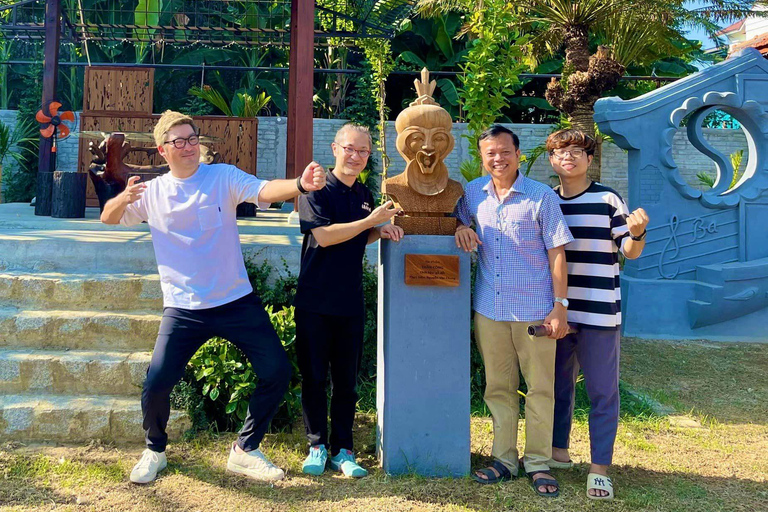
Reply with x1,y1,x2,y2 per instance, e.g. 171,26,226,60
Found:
164,135,200,149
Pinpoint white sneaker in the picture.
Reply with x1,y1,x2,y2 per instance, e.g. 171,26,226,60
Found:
130,449,167,484
226,443,285,482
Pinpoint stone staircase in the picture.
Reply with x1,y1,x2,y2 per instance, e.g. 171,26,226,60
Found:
0,206,194,443
0,267,190,443
0,203,370,444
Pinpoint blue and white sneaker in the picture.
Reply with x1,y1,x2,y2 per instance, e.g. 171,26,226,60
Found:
302,445,328,476
329,449,368,478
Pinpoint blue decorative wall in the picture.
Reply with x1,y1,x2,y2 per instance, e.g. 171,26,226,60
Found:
594,48,768,342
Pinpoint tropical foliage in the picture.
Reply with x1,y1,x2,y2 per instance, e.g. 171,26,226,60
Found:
417,0,760,180
0,0,749,202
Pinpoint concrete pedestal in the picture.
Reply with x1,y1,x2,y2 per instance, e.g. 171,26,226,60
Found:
376,236,471,477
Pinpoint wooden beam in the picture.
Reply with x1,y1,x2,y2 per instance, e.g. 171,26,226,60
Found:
286,0,314,182
35,0,61,215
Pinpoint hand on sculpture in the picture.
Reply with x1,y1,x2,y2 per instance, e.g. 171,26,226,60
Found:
379,223,404,242
122,176,146,205
455,224,482,252
369,200,403,225
301,161,327,192
627,207,649,237
543,306,569,340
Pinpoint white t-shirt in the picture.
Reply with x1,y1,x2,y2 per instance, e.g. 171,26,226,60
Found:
120,163,270,309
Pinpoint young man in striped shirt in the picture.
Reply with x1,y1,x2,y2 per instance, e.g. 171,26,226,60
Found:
546,129,649,500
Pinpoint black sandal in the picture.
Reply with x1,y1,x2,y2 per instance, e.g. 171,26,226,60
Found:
526,469,560,497
471,460,513,484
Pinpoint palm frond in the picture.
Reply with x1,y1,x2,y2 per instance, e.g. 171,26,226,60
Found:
188,86,233,116
600,11,687,67
416,0,471,18
522,0,624,28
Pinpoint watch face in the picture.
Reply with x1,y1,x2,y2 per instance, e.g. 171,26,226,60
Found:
556,298,569,308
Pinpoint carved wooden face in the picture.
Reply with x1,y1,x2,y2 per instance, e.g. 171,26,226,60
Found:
399,126,453,176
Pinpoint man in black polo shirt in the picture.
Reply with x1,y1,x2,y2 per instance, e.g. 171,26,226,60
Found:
295,123,403,477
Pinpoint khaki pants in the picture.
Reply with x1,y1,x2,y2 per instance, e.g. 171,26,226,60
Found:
474,312,556,475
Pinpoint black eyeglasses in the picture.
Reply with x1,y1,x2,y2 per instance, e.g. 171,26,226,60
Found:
164,135,200,149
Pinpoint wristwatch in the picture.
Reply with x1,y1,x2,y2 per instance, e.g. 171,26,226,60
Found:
629,229,647,241
554,297,569,308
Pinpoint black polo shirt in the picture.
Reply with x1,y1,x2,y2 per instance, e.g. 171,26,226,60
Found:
294,171,374,317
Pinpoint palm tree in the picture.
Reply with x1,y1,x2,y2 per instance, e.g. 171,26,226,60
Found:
417,0,760,181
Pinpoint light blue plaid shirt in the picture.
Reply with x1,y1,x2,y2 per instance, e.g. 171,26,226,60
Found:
456,172,574,322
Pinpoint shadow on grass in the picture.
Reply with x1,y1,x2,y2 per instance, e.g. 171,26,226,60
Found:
162,451,767,512
0,479,77,508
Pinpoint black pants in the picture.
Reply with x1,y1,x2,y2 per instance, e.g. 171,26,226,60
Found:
295,308,364,456
142,292,291,453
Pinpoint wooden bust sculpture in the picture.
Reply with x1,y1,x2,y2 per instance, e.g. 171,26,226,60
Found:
383,68,463,235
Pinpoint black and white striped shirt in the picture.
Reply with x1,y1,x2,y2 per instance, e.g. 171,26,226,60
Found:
554,182,630,330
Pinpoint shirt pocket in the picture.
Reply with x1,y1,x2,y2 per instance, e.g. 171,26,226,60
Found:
198,204,222,231
508,219,539,244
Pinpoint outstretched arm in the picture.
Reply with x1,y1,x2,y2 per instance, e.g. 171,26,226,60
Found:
258,162,326,203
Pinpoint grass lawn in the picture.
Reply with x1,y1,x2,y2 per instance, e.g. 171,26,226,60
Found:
1,338,766,512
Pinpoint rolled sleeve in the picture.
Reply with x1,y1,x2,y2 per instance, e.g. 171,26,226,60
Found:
539,190,574,249
229,166,270,210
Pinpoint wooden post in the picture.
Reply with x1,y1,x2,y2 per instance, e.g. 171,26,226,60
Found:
35,0,61,216
286,0,314,186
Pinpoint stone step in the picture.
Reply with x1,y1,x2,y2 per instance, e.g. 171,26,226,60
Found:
0,393,189,443
0,308,160,350
0,205,380,275
0,228,160,273
0,349,151,396
0,271,163,310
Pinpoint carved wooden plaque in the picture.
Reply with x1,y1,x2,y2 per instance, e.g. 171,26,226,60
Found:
404,254,460,287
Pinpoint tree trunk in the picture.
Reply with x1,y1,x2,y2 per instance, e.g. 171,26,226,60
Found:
570,105,601,182
564,25,590,72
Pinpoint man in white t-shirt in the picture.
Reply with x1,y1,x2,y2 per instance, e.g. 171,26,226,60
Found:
101,110,327,485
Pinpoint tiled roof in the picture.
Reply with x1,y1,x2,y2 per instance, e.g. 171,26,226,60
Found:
730,32,768,56
716,18,746,36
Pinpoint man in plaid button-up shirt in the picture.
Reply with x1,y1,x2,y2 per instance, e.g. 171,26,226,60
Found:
456,125,573,496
